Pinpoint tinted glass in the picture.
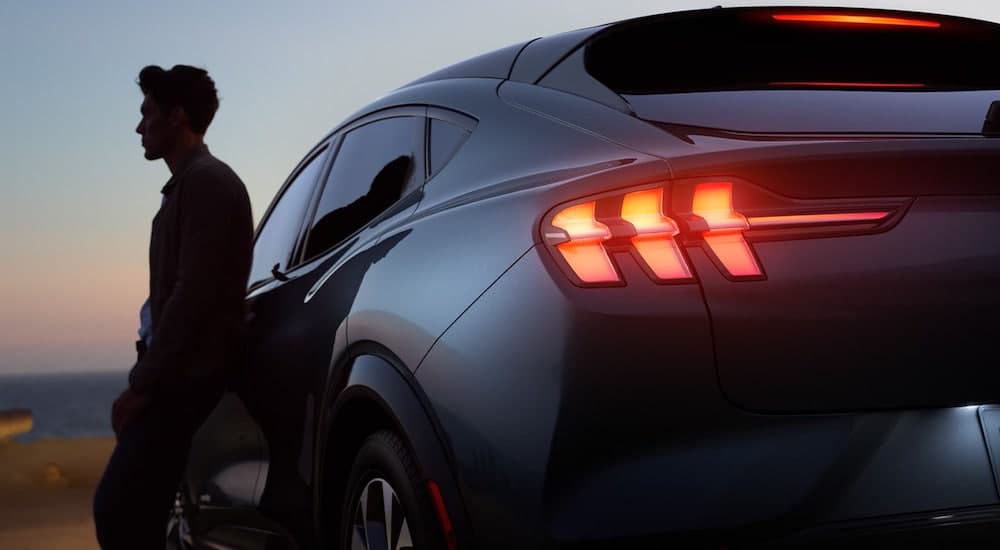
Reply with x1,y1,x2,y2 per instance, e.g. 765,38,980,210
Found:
248,147,327,287
429,118,469,176
587,9,1000,93
302,117,420,261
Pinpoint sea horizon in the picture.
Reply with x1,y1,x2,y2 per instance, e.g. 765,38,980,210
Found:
0,371,126,442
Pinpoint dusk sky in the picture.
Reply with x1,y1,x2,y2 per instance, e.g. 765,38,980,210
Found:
2,0,997,374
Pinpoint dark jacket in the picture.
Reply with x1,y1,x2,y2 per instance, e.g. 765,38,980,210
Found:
129,144,253,396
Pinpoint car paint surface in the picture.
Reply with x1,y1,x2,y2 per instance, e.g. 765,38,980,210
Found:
181,7,1000,549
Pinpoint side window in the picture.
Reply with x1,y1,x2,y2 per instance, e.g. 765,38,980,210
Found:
428,118,470,176
302,117,421,261
248,146,328,287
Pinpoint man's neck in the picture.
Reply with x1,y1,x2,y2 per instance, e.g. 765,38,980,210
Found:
163,136,206,175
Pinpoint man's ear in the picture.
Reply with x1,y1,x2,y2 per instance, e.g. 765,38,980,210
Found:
167,106,190,130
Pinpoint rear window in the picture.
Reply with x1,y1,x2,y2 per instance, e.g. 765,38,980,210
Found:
584,8,1000,134
586,8,1000,94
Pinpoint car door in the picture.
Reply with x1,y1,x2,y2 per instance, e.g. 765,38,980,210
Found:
185,140,333,544
242,111,427,546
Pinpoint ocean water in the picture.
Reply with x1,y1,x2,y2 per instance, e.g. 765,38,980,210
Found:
0,371,127,441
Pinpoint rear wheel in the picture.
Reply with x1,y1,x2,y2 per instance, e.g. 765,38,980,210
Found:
339,430,444,550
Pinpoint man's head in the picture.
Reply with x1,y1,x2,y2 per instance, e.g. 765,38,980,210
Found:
135,65,219,161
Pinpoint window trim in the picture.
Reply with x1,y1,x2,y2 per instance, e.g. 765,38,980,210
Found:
426,106,478,131
426,106,477,180
422,116,431,181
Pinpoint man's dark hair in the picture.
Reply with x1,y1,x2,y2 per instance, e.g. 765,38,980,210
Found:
137,65,219,134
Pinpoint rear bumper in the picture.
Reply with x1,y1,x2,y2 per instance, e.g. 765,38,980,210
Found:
546,405,1000,546
556,505,1000,549
767,505,1000,548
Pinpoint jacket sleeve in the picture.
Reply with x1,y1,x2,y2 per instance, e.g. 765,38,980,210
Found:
129,167,252,395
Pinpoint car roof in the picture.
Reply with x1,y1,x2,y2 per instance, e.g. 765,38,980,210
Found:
399,6,1000,90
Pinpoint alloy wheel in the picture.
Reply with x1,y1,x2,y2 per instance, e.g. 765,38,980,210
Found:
165,490,193,550
348,477,414,550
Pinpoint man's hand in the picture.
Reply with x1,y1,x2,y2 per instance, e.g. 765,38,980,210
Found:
111,387,148,439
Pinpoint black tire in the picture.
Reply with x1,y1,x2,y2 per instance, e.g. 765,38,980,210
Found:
339,430,445,550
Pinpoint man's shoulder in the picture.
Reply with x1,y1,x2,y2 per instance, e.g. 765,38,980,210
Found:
178,154,250,213
187,153,243,186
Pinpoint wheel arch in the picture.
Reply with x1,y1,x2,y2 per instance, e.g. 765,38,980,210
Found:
315,343,470,548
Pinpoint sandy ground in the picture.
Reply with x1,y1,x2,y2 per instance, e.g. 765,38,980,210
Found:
0,437,115,550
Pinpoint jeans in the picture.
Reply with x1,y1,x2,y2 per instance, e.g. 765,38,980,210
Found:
92,391,218,550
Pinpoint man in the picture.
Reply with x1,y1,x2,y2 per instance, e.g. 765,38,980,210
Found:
93,65,253,549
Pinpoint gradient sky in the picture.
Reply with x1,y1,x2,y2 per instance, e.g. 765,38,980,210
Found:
1,0,996,374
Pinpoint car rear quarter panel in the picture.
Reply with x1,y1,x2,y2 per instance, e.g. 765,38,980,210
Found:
416,245,1000,546
345,78,677,371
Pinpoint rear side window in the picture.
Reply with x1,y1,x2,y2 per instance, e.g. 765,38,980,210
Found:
428,118,470,176
248,146,327,287
302,117,422,261
587,8,1000,93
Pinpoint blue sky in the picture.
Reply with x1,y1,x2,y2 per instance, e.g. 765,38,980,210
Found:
1,0,996,374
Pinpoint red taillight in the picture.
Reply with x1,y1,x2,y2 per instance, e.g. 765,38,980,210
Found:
772,13,941,28
549,201,619,284
748,211,890,228
691,182,763,278
621,188,692,281
543,180,900,286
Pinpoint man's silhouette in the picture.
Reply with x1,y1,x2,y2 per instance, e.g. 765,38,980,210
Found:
92,64,253,549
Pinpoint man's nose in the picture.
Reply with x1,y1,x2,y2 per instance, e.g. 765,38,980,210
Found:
135,120,143,135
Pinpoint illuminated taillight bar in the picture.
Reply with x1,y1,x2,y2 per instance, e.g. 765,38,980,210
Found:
549,201,619,284
772,13,941,28
691,182,763,278
545,181,900,285
748,211,890,228
620,188,692,281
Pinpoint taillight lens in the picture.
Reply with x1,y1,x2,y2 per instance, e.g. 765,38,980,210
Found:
544,186,694,287
549,201,619,284
747,211,890,228
690,182,763,278
543,180,899,287
620,188,692,281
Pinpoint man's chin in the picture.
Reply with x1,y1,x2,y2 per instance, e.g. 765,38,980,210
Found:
143,149,162,161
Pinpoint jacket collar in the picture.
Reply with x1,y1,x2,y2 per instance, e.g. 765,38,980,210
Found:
161,143,210,195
